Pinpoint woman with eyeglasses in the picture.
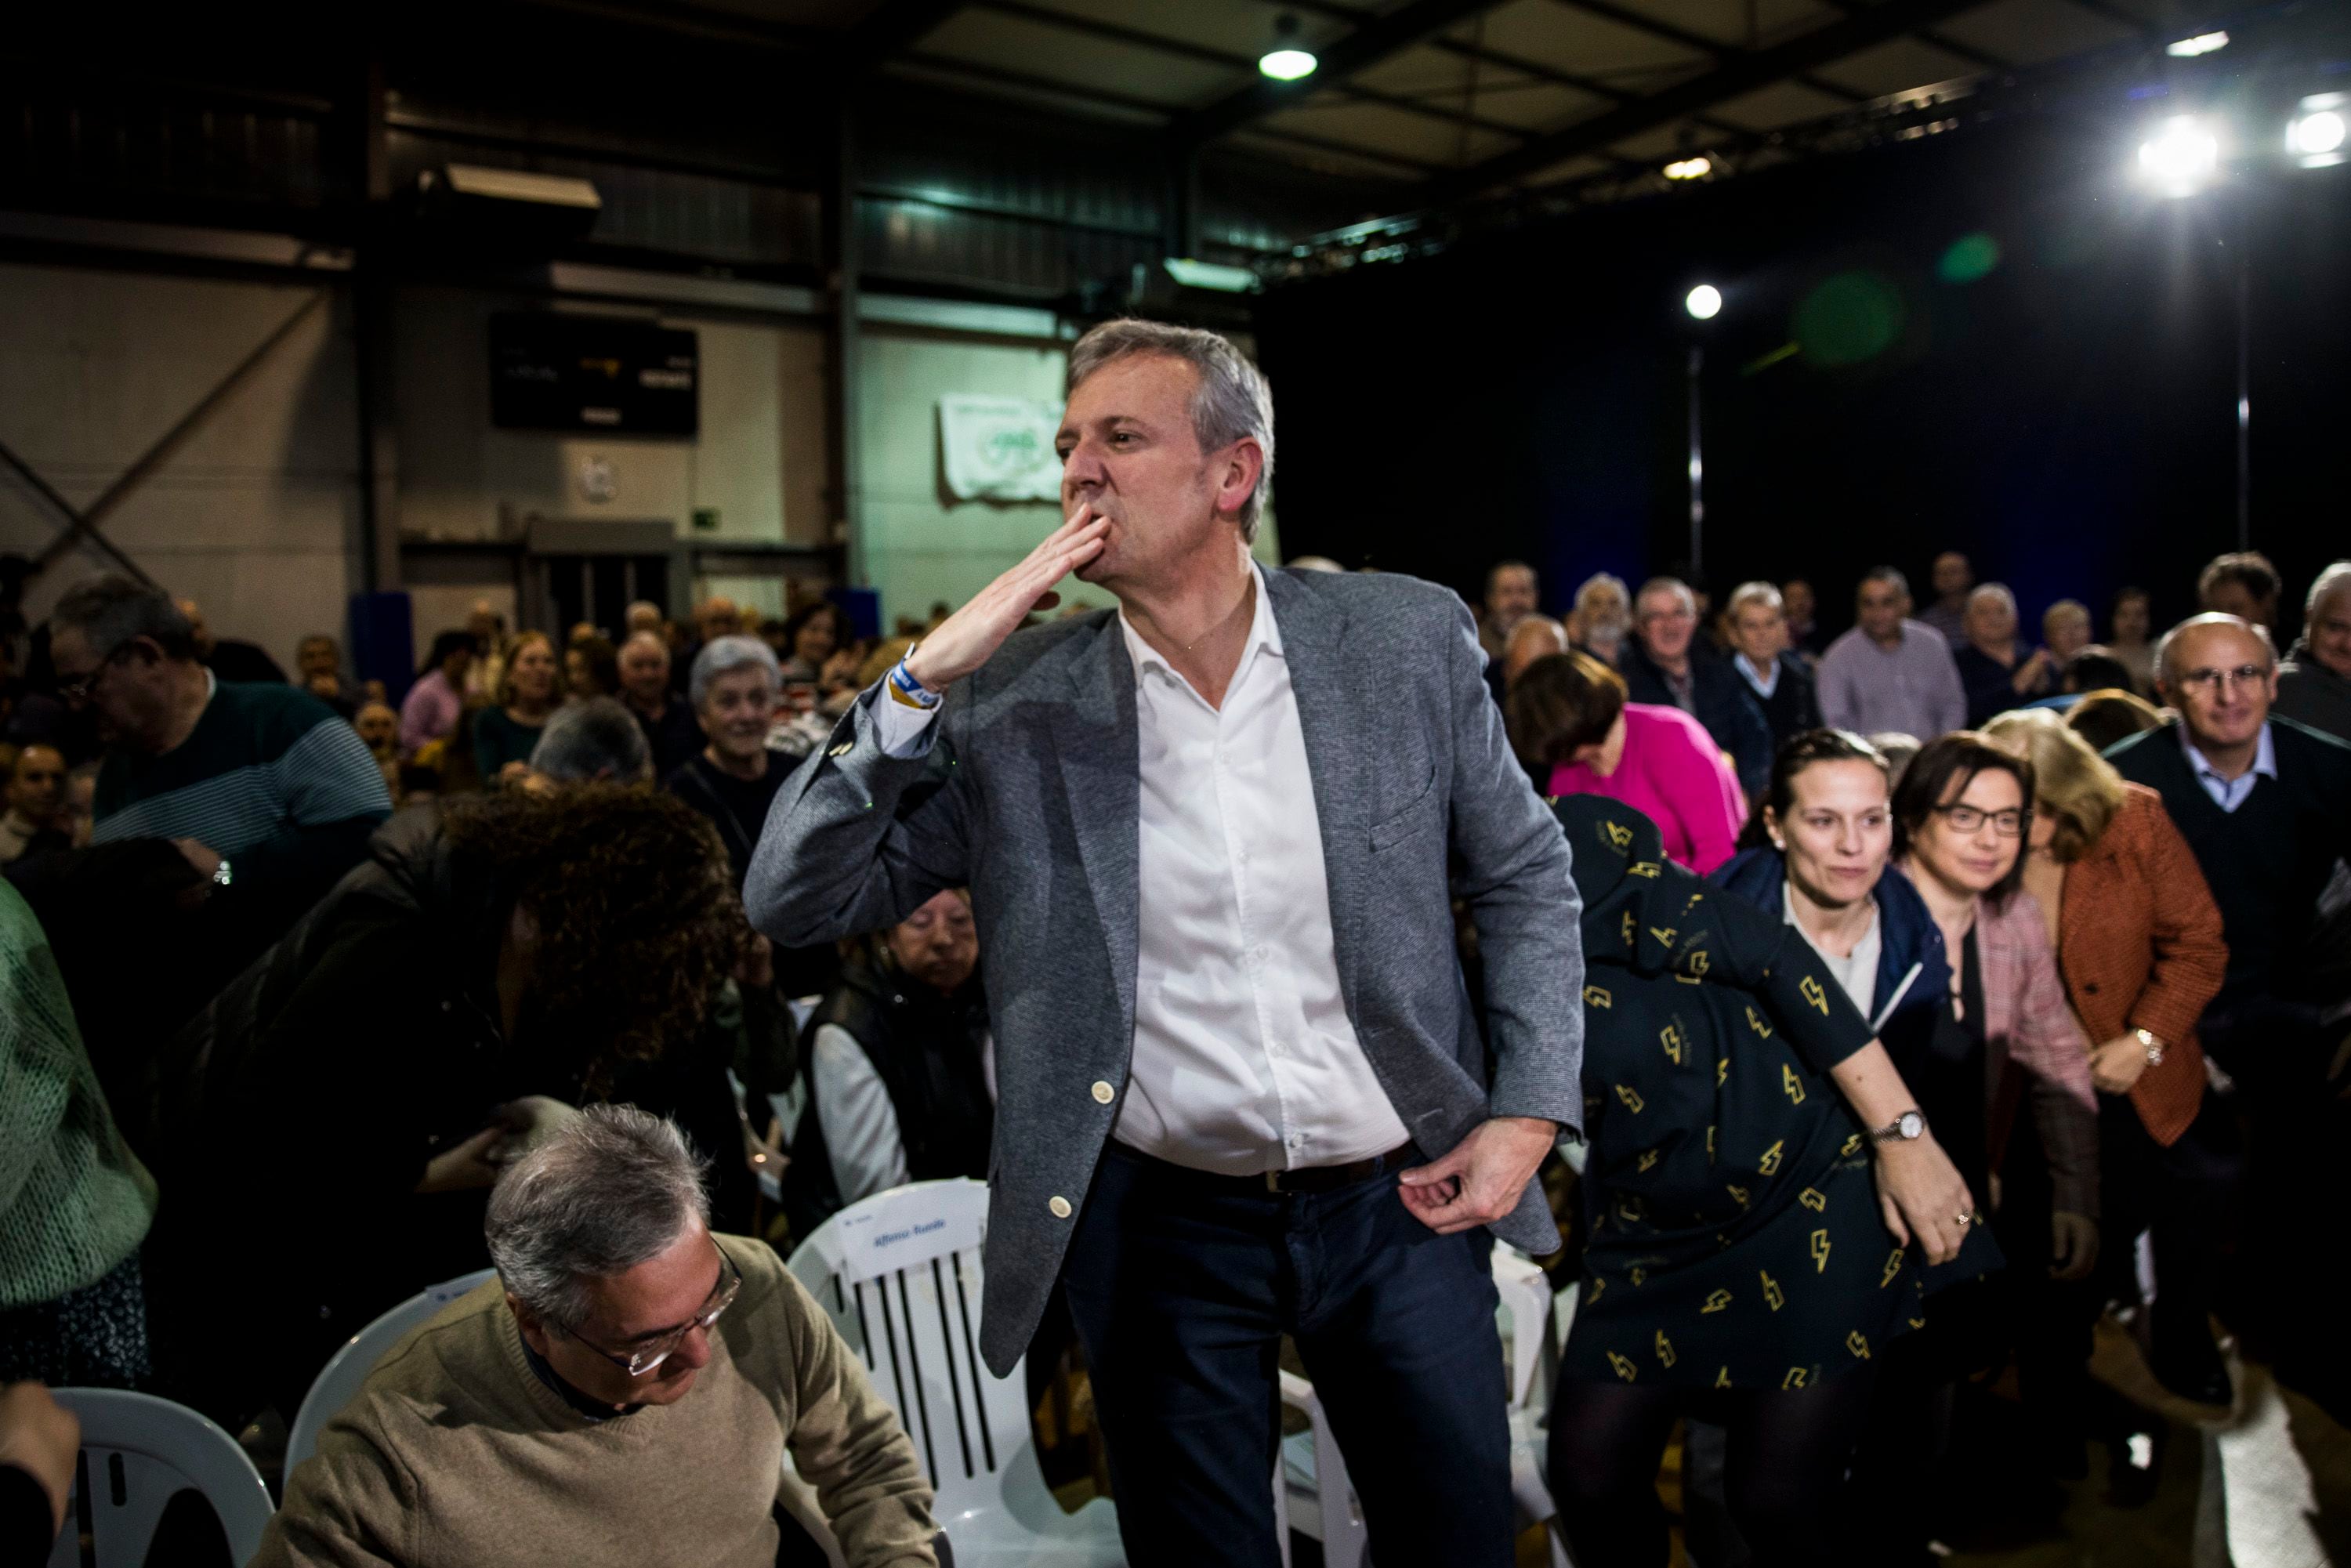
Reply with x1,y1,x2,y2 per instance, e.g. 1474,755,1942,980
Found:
1982,708,2232,1409
1891,733,2100,1274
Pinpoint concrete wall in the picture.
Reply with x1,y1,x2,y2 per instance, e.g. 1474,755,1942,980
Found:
393,285,831,646
0,255,1287,672
0,261,360,671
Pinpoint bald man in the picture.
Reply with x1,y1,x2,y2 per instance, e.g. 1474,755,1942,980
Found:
176,596,285,685
1502,615,1569,687
2107,613,2351,1406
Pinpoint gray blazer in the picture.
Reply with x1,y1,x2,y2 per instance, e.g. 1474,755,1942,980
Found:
747,567,1585,1374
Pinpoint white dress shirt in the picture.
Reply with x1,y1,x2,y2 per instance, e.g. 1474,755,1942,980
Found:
871,565,1409,1175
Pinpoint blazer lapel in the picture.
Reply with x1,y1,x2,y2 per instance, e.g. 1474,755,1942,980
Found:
1056,618,1142,1049
1262,570,1366,1005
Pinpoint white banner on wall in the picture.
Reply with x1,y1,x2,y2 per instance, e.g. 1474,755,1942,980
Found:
939,393,1064,502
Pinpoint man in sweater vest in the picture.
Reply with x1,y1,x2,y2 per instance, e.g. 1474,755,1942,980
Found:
256,1106,939,1568
2106,612,2351,1406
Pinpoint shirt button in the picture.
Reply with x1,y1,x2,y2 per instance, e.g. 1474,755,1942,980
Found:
1090,1081,1115,1105
1049,1196,1073,1219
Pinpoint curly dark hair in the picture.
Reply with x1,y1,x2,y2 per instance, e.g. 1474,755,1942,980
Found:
440,785,739,1092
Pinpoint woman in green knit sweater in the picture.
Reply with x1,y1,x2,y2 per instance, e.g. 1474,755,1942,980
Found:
0,880,158,1385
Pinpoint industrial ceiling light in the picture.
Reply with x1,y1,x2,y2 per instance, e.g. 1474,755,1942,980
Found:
1663,156,1712,180
1259,14,1317,81
2137,115,2220,196
2164,31,2229,57
1685,284,1723,320
2288,93,2348,168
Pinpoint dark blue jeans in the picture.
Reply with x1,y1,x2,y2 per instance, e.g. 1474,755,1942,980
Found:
1060,1141,1512,1568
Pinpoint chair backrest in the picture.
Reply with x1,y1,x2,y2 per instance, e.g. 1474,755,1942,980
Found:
284,1269,498,1476
785,1178,1029,1517
48,1388,274,1567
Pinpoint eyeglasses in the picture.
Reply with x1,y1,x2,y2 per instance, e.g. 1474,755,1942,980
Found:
560,1244,741,1378
2175,663,2269,693
55,643,129,707
1639,607,1696,625
1932,803,2025,837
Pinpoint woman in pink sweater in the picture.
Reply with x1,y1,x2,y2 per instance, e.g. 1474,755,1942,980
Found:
1505,650,1745,872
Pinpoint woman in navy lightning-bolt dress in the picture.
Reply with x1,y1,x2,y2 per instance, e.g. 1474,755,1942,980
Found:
1544,795,1990,1567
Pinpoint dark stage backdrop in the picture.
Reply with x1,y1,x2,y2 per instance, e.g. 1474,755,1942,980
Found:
1255,110,2350,648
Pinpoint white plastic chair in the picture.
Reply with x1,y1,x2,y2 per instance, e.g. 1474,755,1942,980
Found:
284,1269,497,1476
47,1387,275,1567
786,1179,1124,1566
1281,1251,1575,1568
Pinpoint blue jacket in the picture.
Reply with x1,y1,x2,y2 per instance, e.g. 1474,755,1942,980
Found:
1711,846,1951,1032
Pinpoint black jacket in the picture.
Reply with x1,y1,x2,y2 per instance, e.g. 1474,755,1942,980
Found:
139,806,752,1423
1621,640,1775,798
1729,650,1822,755
782,961,993,1240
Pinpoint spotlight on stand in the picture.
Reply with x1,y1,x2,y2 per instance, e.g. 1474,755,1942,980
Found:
1664,156,1712,180
2165,31,2229,56
1685,284,1723,320
1259,14,1317,81
2288,94,2348,168
2137,115,2220,196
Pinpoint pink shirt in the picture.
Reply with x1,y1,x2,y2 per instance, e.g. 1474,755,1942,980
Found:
398,668,464,756
1544,702,1744,874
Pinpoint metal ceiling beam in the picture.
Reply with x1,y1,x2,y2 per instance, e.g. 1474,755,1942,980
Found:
972,0,1529,142
841,0,971,73
1543,0,1869,104
1430,0,1997,198
891,52,1444,176
498,0,824,52
1168,0,1516,148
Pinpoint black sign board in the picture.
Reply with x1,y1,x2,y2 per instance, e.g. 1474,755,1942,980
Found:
490,312,698,435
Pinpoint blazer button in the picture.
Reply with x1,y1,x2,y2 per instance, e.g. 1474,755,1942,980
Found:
1091,1081,1115,1104
1049,1196,1073,1219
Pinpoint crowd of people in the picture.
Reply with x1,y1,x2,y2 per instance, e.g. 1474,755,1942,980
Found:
2,311,2349,1568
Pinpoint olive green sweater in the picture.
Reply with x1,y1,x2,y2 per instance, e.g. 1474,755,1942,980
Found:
0,881,158,1311
255,1235,936,1567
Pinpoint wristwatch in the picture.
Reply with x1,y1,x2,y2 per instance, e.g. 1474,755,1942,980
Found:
212,857,234,889
2134,1027,2165,1066
1869,1109,1927,1144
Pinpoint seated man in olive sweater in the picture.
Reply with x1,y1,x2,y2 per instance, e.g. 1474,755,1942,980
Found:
256,1106,939,1568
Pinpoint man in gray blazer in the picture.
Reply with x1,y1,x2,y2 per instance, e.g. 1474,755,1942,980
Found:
748,320,1583,1566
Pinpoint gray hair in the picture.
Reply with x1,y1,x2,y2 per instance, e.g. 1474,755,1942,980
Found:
485,1104,711,1331
50,575,197,661
1726,581,1783,619
1633,576,1695,613
530,697,654,784
2306,560,2351,616
688,634,779,712
2154,612,2277,686
2043,598,2090,628
1859,567,1911,599
1067,318,1274,543
1966,583,2017,616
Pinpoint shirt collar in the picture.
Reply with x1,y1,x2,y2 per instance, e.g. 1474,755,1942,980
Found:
517,1321,639,1422
1117,562,1281,687
1735,652,1779,693
2179,720,2277,786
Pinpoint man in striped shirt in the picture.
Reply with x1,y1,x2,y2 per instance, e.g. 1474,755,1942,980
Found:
49,578,391,947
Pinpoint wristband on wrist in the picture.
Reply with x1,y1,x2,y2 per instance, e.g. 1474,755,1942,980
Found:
886,648,943,710
2134,1027,2165,1066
